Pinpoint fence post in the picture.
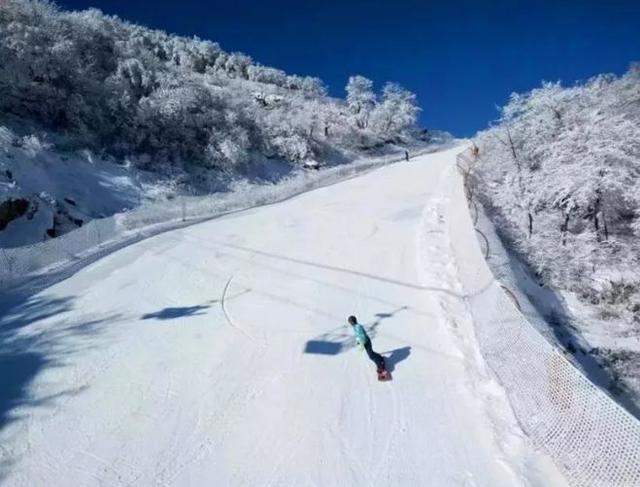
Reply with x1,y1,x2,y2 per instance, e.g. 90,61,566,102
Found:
94,220,102,246
181,196,186,222
0,247,12,279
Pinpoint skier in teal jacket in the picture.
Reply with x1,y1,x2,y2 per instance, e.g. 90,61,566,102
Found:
348,315,386,371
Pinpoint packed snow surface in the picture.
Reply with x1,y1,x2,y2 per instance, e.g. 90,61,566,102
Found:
0,147,563,485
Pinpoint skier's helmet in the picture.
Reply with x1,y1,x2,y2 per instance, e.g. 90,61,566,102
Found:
347,315,357,325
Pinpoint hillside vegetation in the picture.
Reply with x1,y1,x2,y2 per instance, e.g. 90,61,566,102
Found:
0,0,422,171
0,0,432,246
473,65,640,403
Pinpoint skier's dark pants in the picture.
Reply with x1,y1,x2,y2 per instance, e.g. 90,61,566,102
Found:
364,338,385,370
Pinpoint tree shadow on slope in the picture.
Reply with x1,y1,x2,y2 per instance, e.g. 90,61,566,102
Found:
176,235,435,320
142,304,210,321
205,239,463,299
0,291,121,479
140,292,250,322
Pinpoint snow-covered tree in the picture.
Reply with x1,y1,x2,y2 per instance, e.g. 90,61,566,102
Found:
0,0,422,173
473,64,640,332
370,83,420,138
345,75,376,129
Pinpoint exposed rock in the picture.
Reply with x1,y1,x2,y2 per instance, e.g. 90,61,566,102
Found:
0,198,30,231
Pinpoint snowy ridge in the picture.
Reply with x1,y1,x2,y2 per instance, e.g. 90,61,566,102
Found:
0,146,442,291
451,148,640,486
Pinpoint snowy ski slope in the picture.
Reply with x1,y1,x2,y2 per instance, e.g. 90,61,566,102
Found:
0,146,564,486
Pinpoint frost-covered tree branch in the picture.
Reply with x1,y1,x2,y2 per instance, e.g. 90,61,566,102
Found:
473,63,640,329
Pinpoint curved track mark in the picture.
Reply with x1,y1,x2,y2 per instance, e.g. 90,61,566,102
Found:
221,275,255,341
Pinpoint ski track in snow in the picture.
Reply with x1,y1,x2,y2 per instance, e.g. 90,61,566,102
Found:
0,146,566,486
221,274,255,341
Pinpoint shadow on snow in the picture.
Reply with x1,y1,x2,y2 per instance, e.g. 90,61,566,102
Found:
304,307,410,365
380,346,412,373
0,289,121,479
142,304,210,321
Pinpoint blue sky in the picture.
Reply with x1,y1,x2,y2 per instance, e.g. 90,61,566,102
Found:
57,0,640,136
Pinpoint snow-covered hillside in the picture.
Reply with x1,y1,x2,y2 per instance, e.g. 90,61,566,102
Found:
0,0,422,168
0,0,443,247
471,65,640,410
0,122,447,249
0,127,181,248
0,147,564,486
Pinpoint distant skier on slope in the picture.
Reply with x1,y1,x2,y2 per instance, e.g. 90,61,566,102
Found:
348,315,389,380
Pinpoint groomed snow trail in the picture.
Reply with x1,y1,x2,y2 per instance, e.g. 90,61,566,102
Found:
0,146,564,486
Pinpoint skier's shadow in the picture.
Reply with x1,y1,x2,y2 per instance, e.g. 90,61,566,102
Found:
381,346,411,373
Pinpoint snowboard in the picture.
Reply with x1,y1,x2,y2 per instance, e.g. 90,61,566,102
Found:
377,369,391,382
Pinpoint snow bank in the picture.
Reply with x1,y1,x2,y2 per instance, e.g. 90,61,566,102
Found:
449,149,640,486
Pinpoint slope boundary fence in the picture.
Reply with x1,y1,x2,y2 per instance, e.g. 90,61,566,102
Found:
450,148,640,486
0,147,436,291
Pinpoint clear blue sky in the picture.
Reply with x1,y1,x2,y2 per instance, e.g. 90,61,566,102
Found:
57,0,640,137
